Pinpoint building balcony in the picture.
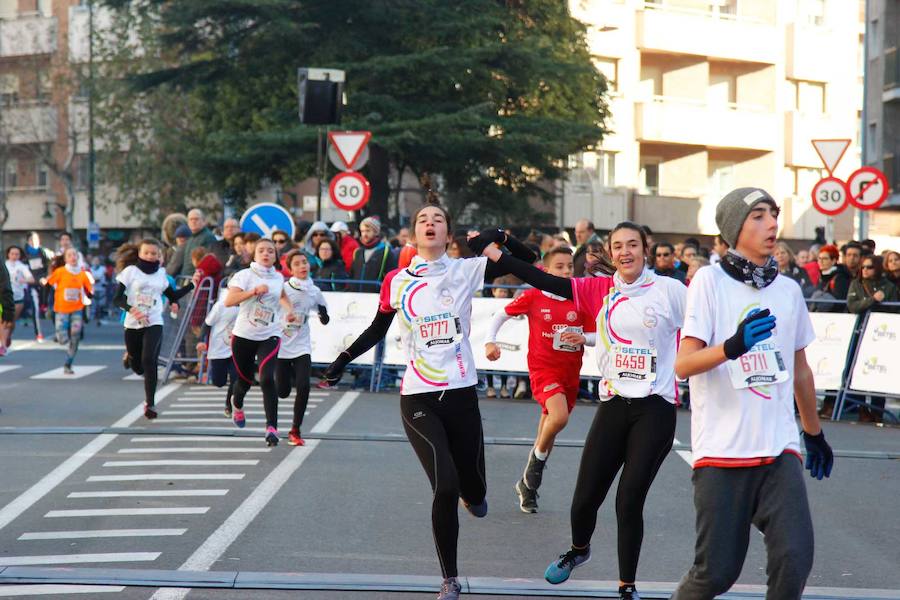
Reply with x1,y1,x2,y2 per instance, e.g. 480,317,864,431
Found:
0,15,57,57
885,48,899,103
633,192,701,235
784,110,856,168
636,2,777,64
581,0,632,59
635,96,777,151
0,105,58,145
786,23,837,82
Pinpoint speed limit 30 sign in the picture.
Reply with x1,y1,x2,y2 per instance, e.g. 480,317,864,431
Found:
329,171,371,211
811,177,849,216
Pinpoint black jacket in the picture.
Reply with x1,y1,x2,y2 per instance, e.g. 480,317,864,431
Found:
0,262,14,323
315,258,349,292
350,239,397,293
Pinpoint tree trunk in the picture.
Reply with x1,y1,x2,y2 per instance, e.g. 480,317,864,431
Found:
363,143,390,224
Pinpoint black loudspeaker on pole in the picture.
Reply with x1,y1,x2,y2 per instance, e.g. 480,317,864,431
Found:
297,68,345,125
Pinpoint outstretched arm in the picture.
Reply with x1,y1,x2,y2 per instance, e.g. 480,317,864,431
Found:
483,244,573,299
320,310,395,386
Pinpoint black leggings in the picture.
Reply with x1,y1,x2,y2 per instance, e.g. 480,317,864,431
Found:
209,358,237,410
570,394,675,583
275,354,312,430
125,325,164,406
231,335,280,428
400,386,486,579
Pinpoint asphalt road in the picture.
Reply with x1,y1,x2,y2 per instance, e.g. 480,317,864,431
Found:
0,322,897,599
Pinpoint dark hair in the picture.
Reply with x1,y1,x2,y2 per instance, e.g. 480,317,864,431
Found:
608,221,648,251
859,255,884,282
139,237,162,250
5,245,23,259
683,237,700,250
243,232,261,243
543,245,573,264
412,202,453,239
841,241,863,255
451,235,475,258
58,231,72,240
316,238,339,259
50,254,66,271
271,229,290,241
284,248,308,268
640,225,653,236
115,243,139,272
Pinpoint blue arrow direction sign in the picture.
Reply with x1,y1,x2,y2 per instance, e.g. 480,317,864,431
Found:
239,202,296,240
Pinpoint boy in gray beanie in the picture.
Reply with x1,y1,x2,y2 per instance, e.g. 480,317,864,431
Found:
670,188,833,600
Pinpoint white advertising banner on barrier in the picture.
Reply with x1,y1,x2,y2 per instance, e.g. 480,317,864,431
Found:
310,292,379,366
849,312,900,395
805,313,858,391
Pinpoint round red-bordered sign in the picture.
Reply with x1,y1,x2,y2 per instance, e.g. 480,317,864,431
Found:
847,166,889,211
811,177,849,216
328,171,371,211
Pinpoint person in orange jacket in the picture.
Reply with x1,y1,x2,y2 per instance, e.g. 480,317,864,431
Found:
44,248,93,374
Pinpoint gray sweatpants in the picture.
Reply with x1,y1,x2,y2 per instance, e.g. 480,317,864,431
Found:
671,454,814,600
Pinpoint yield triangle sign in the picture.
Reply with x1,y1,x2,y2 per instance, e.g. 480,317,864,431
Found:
328,131,371,170
811,139,851,174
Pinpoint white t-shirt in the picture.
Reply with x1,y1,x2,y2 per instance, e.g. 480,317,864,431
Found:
5,260,34,302
682,264,816,467
278,278,326,359
379,254,487,395
204,296,239,360
229,264,285,341
572,270,686,403
117,266,171,329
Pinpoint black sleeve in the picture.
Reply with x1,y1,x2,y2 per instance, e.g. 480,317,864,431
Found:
199,323,211,342
113,282,131,312
493,253,574,300
343,309,394,360
0,263,14,322
163,282,194,304
483,234,537,282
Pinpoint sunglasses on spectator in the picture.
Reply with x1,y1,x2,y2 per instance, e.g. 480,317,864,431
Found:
656,252,671,257
862,265,876,270
311,232,327,237
273,238,287,244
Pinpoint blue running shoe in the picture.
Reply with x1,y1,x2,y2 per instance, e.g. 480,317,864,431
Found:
460,497,488,518
544,547,591,584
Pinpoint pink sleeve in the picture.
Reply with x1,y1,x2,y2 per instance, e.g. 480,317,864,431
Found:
571,276,612,318
378,268,400,314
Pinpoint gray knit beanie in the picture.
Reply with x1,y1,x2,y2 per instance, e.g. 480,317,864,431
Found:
715,187,778,248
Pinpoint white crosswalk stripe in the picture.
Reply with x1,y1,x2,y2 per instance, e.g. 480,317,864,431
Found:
29,365,106,379
19,529,187,540
117,447,270,454
67,490,229,498
46,508,209,518
0,365,22,375
0,552,160,566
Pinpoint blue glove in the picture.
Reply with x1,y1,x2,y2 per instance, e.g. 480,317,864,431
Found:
723,308,776,360
802,430,834,480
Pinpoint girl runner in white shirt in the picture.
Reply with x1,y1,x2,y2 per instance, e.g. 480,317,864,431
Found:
114,239,197,419
320,204,536,600
478,221,686,600
225,238,297,446
275,250,329,446
3,246,35,349
197,289,239,418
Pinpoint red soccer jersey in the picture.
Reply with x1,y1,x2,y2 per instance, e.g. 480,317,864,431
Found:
503,288,596,372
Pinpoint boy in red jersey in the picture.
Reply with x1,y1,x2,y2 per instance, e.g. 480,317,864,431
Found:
485,246,595,513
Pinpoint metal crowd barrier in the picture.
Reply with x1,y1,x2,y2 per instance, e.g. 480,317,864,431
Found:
159,276,216,384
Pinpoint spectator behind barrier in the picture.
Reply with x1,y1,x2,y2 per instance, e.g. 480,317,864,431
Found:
685,256,709,285
315,238,349,291
804,243,822,287
652,242,687,284
884,250,900,289
774,242,813,297
840,241,863,279
810,244,850,312
175,209,218,277
572,219,599,277
350,216,397,293
846,255,898,423
330,220,360,271
211,217,240,267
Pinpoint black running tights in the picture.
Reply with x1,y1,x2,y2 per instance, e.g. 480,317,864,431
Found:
570,394,675,583
231,335,280,428
275,354,311,430
400,386,486,579
124,325,163,406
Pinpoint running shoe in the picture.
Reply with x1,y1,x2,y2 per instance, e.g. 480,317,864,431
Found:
523,450,546,490
514,380,529,399
515,478,538,513
499,386,510,399
63,364,74,375
619,584,641,600
36,334,44,343
437,577,461,600
122,352,131,370
233,408,246,428
460,497,488,518
144,403,158,420
0,344,7,357
224,406,232,419
288,429,305,446
486,387,496,399
544,547,591,584
265,426,279,447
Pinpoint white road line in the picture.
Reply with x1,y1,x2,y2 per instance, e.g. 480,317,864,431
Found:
0,552,160,566
46,508,209,518
19,529,187,540
673,436,693,466
150,391,359,600
162,403,231,408
0,365,22,375
102,459,258,467
0,384,180,533
88,474,245,482
29,365,106,380
153,417,308,423
128,437,260,443
0,585,126,596
117,447,270,454
161,410,244,415
67,490,228,498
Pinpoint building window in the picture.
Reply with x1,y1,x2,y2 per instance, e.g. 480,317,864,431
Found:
76,155,90,190
791,166,825,196
868,122,877,160
597,151,617,188
596,57,618,93
708,161,735,197
639,159,660,195
2,159,18,190
802,0,825,26
36,162,49,189
0,73,19,107
869,19,879,56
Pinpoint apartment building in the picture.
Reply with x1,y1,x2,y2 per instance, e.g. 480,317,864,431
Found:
0,0,135,240
562,0,866,242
